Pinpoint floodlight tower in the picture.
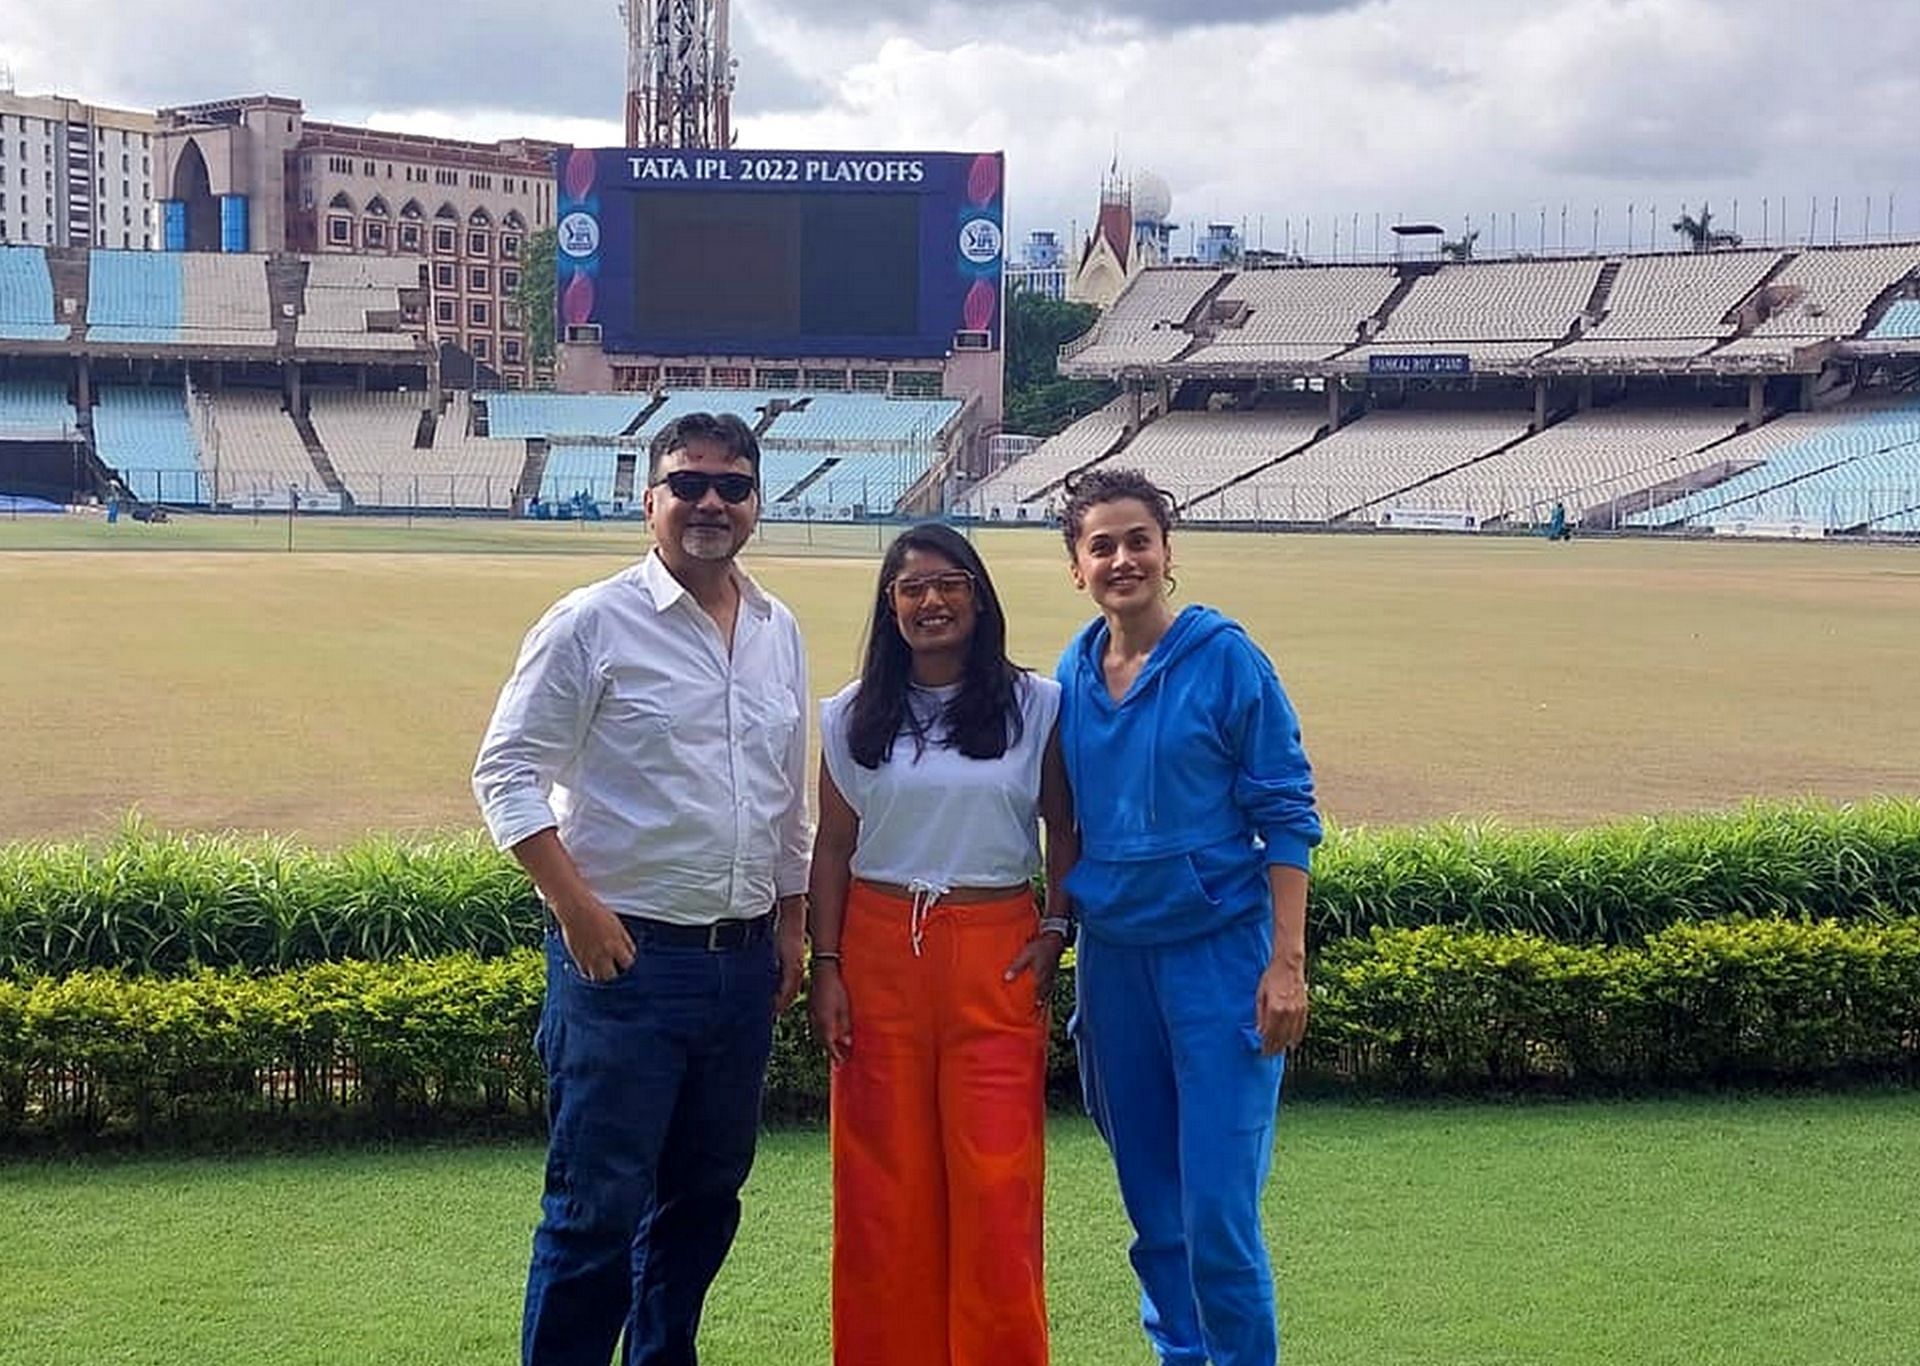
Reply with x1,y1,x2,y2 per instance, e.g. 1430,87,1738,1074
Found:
621,0,734,148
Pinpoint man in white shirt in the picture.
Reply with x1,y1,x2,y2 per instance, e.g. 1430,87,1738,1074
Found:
474,412,811,1366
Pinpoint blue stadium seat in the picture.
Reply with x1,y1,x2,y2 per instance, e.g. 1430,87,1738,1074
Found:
0,381,79,440
93,386,208,505
86,251,185,345
0,248,69,341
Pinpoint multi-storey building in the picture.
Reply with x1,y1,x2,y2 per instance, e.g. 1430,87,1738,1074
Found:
0,91,158,250
154,96,558,387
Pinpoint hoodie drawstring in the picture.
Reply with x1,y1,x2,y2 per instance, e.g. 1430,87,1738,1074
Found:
907,878,949,958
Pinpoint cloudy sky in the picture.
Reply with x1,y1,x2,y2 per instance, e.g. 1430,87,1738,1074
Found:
7,0,1919,257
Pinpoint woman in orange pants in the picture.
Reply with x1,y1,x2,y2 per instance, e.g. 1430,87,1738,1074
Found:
808,523,1075,1366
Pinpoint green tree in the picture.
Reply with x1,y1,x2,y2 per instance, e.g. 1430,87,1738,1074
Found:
1672,203,1742,252
1004,290,1115,437
513,226,557,369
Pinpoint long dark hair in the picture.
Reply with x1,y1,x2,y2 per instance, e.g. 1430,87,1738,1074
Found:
847,523,1025,769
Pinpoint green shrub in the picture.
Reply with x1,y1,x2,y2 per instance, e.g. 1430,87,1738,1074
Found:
5,802,1918,977
5,918,1917,1144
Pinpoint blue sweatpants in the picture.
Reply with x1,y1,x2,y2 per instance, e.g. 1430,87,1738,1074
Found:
1072,915,1286,1366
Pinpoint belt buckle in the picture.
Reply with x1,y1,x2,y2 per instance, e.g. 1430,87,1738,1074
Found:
706,921,726,952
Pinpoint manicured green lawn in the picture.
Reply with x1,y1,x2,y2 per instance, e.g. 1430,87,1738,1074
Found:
6,522,1920,840
5,1094,1917,1364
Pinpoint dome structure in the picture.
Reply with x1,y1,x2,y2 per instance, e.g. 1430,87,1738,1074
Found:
1133,171,1173,226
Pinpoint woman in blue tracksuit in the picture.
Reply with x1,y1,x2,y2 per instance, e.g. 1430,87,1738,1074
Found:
1055,467,1322,1366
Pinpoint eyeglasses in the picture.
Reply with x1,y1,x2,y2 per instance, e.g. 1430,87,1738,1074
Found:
653,470,758,505
889,570,976,603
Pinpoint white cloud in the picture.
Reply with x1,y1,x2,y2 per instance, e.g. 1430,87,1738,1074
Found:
6,0,1920,252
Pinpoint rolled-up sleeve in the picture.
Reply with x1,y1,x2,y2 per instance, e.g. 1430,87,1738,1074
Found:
1226,638,1323,871
773,611,813,898
472,602,600,852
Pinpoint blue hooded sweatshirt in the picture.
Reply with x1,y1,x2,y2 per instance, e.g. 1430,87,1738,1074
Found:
1056,604,1322,946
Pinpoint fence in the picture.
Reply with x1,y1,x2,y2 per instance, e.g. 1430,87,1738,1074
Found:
958,478,1920,535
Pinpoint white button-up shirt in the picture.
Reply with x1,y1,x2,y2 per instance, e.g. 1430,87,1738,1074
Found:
473,550,811,925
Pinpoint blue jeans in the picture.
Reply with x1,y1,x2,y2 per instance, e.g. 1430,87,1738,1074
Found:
1072,916,1287,1366
523,923,779,1366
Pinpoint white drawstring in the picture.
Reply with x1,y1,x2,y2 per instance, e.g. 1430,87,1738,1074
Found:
906,878,949,958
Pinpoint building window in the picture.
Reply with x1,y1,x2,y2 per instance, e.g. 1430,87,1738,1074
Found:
468,265,489,292
364,220,386,247
121,154,130,172
504,338,522,363
435,299,456,324
98,177,105,197
469,300,490,326
328,216,351,244
467,230,489,256
433,226,455,253
501,267,520,294
501,234,520,259
472,337,490,360
363,161,376,176
434,262,455,289
121,180,129,198
122,231,131,248
503,301,522,328
399,223,422,251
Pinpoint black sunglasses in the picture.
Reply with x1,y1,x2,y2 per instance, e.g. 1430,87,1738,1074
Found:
652,470,758,505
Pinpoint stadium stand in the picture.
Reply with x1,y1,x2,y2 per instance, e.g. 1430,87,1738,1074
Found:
1633,397,1920,530
1867,300,1920,339
757,447,833,503
1191,410,1532,523
421,391,527,510
202,389,327,501
1371,258,1602,346
1120,408,1324,503
485,392,650,439
961,395,1133,512
1060,269,1222,368
1401,407,1742,524
540,444,619,505
0,380,78,440
762,394,961,446
1588,250,1779,338
1746,246,1920,337
1186,267,1399,365
630,389,781,443
803,448,942,512
296,256,420,353
87,252,278,348
0,247,70,341
92,385,207,505
308,391,432,505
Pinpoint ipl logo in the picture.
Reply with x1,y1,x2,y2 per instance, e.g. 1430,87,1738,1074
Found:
559,211,601,260
959,217,1003,265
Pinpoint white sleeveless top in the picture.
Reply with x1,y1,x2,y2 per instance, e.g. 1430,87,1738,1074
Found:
819,673,1061,890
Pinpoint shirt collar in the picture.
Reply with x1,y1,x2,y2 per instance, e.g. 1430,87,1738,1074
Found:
638,547,771,619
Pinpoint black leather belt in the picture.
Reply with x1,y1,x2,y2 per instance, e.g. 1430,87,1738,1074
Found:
621,912,775,951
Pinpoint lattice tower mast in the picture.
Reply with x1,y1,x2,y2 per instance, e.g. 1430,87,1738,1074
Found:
621,0,733,148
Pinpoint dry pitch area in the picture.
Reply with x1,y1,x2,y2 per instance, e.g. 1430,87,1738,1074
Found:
3,515,1917,842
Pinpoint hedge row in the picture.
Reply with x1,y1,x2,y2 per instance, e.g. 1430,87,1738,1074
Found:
6,801,1919,975
5,917,1917,1142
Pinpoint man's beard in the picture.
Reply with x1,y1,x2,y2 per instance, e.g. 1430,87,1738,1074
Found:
680,522,737,561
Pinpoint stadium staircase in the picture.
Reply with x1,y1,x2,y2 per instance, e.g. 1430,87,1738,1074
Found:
46,253,89,341
1580,261,1622,328
1175,421,1331,515
517,438,550,504
613,450,639,502
621,393,669,437
1331,415,1557,523
1724,252,1802,336
268,259,306,350
414,406,436,449
290,404,350,503
782,458,837,502
1360,267,1433,342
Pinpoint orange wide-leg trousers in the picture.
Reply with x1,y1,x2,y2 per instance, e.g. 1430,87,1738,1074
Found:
830,880,1051,1366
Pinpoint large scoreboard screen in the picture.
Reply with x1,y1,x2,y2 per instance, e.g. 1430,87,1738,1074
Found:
555,149,1005,359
